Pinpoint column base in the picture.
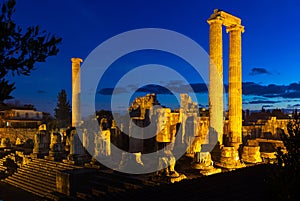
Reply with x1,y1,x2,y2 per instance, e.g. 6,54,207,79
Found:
153,172,187,183
215,146,245,170
193,152,222,176
119,152,144,172
241,145,262,164
169,174,187,183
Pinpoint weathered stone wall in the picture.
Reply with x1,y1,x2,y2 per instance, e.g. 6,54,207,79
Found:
0,128,37,143
242,117,289,139
187,117,289,157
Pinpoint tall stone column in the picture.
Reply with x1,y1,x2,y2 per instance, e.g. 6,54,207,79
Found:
207,17,224,145
71,58,83,127
227,25,244,149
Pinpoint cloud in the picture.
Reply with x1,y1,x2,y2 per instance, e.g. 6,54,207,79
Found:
287,104,300,109
167,80,185,86
247,100,279,104
161,81,208,94
97,87,128,95
136,85,173,94
288,82,300,91
98,81,300,99
243,82,300,99
96,82,208,97
249,67,271,76
36,90,47,94
262,105,273,108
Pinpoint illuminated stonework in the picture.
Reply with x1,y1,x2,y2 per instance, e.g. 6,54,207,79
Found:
241,146,262,163
71,58,83,127
207,16,224,144
207,9,244,148
227,24,244,149
207,9,245,169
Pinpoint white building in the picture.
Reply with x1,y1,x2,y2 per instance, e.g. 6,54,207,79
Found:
0,109,43,128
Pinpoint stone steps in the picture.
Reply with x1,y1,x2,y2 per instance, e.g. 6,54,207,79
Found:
20,163,60,179
3,158,83,198
27,161,76,176
32,158,82,170
18,165,57,180
16,168,56,185
8,171,56,191
0,166,6,171
4,176,53,197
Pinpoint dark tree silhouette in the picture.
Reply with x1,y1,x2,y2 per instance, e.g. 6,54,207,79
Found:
268,110,300,200
0,0,62,102
42,112,56,130
277,111,300,169
54,89,71,128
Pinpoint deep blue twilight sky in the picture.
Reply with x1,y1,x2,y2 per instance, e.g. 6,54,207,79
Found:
4,0,300,115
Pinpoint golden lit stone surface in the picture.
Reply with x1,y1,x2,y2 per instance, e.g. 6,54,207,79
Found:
241,146,262,164
207,16,224,144
208,9,244,148
215,146,246,169
228,24,244,149
71,58,83,127
207,9,245,168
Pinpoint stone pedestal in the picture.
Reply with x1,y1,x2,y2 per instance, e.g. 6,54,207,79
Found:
193,152,222,175
15,138,24,146
32,131,50,158
169,174,187,183
119,152,144,171
241,146,262,164
123,117,145,170
194,152,212,169
64,129,86,165
156,154,187,183
215,146,245,169
0,138,12,149
45,132,64,161
94,129,111,157
119,152,129,171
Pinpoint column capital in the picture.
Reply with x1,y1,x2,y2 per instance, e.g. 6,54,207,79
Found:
207,17,223,25
71,58,83,63
226,24,245,33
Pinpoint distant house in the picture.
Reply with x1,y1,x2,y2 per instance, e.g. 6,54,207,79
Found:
0,107,43,128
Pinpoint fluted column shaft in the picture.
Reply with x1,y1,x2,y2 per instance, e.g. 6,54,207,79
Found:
227,25,244,148
71,58,83,127
208,18,224,144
